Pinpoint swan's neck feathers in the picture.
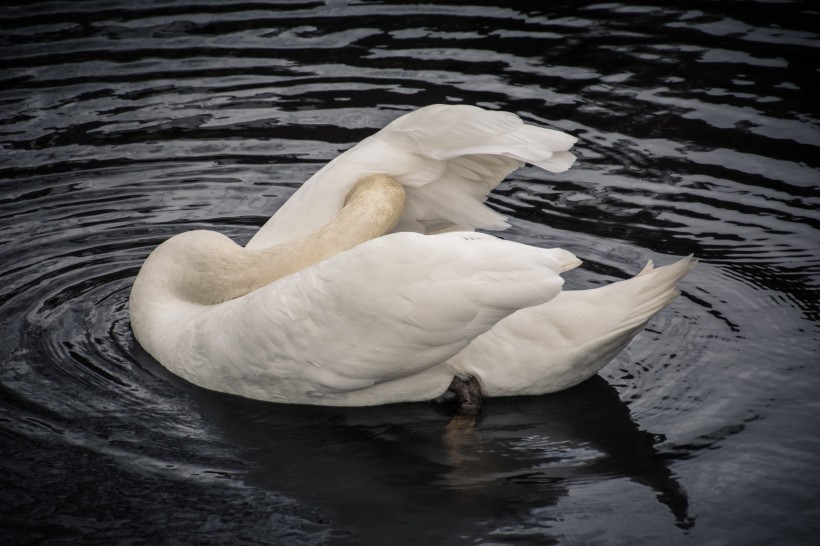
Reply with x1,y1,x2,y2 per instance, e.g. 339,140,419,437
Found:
132,174,405,308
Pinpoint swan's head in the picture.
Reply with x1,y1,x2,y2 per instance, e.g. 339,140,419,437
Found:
132,230,254,307
127,230,247,363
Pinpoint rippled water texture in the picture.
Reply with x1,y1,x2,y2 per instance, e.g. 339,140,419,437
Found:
1,1,818,544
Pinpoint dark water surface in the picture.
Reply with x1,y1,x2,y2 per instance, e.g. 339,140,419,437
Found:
1,1,818,544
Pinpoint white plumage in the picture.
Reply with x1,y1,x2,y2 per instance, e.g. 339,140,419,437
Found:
245,104,576,248
129,104,695,409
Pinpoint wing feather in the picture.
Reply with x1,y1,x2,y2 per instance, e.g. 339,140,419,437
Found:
246,104,576,250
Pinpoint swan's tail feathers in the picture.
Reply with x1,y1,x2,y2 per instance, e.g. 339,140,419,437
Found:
547,255,697,362
613,255,697,333
538,254,697,389
444,255,696,398
637,259,655,276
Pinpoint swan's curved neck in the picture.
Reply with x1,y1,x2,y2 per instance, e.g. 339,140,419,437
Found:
288,173,407,272
266,173,406,281
133,174,405,307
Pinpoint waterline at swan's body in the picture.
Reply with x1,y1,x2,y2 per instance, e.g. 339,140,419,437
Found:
129,104,695,409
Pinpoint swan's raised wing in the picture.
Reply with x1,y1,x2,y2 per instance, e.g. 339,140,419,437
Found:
246,104,576,250
168,232,580,405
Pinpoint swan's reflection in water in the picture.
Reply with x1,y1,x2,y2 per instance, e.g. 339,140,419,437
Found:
192,375,692,542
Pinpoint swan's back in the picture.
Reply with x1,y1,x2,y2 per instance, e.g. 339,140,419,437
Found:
138,231,579,405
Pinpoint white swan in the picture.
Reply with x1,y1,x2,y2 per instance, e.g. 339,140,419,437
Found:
129,104,695,413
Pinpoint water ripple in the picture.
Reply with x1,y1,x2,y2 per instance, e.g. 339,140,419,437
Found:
1,0,818,544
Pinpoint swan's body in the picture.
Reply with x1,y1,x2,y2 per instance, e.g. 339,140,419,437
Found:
130,104,695,408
